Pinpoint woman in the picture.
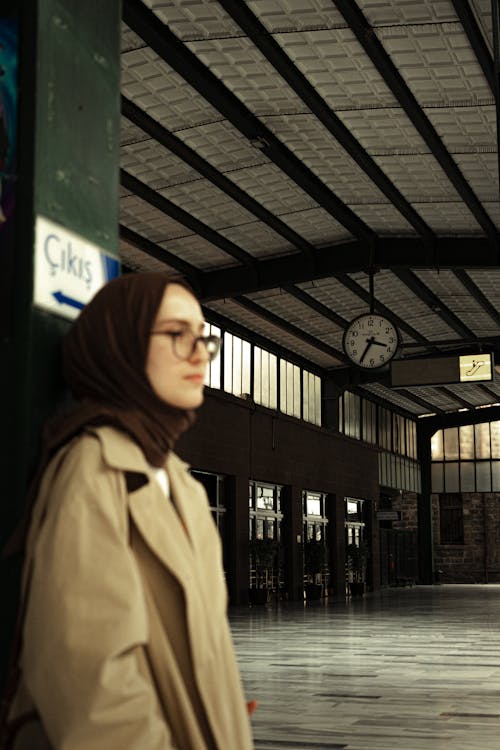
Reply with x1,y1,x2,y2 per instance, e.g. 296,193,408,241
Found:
6,273,254,749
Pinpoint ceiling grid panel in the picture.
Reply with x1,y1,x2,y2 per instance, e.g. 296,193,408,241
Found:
117,1,500,416
413,268,500,337
347,270,461,342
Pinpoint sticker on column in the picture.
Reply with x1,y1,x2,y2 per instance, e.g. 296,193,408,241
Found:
34,215,120,320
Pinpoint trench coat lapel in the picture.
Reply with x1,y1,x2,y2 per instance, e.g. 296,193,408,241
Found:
92,426,204,588
127,479,195,586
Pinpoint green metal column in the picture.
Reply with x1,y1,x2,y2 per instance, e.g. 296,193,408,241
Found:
1,0,121,683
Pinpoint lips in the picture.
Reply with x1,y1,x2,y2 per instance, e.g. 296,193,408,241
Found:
184,374,204,383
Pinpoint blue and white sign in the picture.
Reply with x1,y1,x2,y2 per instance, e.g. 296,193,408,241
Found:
34,215,120,320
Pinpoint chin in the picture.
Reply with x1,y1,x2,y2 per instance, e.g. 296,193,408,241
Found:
175,392,205,410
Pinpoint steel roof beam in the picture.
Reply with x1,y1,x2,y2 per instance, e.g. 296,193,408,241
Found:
451,0,495,92
122,0,375,244
393,269,475,340
282,285,349,329
420,403,500,433
219,0,435,247
121,169,257,269
475,383,500,403
121,96,316,260
119,224,202,286
233,296,348,363
333,0,499,252
437,386,475,410
453,269,500,327
119,225,500,299
392,388,446,416
200,236,499,299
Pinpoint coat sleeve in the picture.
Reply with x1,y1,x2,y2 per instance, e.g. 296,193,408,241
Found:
22,435,176,750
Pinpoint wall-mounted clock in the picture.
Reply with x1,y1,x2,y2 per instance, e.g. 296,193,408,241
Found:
343,313,400,369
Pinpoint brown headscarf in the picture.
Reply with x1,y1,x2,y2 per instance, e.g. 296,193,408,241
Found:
5,272,196,556
48,271,196,467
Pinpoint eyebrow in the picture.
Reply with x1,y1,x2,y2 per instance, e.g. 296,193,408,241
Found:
154,317,206,331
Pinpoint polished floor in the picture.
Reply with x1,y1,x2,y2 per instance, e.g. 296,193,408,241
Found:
229,585,500,750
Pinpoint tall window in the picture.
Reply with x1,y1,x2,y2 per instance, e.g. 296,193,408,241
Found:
302,490,328,541
362,399,377,444
280,360,301,418
249,481,283,542
253,346,277,409
343,392,361,439
223,332,251,398
302,370,321,426
439,494,464,545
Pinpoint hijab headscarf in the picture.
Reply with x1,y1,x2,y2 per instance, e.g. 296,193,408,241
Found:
6,272,195,555
54,271,195,466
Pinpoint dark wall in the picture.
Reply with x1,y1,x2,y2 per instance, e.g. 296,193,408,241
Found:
177,390,380,603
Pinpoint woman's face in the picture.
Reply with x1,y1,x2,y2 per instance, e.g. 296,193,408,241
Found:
146,283,209,409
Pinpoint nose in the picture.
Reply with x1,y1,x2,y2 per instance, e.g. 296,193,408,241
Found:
190,337,210,363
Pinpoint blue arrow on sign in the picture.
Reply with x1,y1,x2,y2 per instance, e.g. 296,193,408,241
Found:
52,291,85,310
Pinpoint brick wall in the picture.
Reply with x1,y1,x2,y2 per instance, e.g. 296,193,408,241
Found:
432,493,500,583
392,491,418,531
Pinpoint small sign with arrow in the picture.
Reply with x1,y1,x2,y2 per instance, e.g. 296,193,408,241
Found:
34,215,120,320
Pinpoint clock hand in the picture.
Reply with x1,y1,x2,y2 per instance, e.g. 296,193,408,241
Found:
359,338,374,364
371,338,389,348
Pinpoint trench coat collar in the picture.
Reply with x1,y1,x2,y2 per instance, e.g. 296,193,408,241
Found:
87,425,190,475
89,426,201,578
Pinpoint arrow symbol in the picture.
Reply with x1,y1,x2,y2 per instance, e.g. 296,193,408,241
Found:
52,291,85,310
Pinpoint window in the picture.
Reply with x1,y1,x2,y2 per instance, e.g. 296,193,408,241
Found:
253,346,277,409
303,491,329,591
378,407,391,451
203,323,221,389
393,413,405,455
302,370,321,426
192,470,226,531
344,392,360,439
223,332,251,398
280,360,301,418
444,427,459,460
249,481,283,543
362,399,377,444
439,494,464,545
432,422,500,492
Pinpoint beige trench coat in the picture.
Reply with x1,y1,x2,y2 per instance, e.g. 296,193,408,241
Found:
9,426,254,750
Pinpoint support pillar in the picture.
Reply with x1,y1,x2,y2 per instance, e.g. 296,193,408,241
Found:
226,475,250,604
1,0,121,685
281,485,304,602
416,425,434,583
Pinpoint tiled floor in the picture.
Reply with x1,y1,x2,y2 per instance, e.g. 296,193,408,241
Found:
229,585,500,750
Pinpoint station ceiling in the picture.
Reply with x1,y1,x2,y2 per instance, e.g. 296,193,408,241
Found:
119,0,500,419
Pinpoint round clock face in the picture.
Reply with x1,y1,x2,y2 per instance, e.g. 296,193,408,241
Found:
343,314,399,369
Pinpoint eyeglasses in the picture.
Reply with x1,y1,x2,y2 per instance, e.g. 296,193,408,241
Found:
151,329,221,361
